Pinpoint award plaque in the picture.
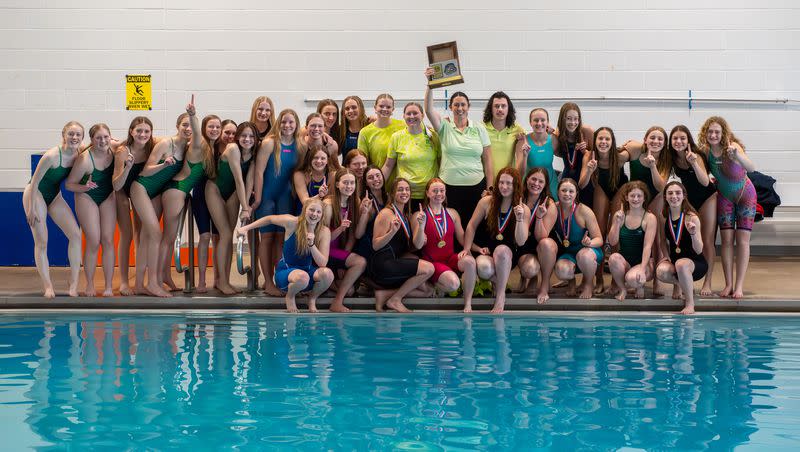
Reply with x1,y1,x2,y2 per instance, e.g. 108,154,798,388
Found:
426,41,464,88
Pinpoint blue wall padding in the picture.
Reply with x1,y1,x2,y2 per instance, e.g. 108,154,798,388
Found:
0,154,75,266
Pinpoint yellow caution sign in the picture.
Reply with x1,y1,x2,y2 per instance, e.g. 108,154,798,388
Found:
126,74,152,110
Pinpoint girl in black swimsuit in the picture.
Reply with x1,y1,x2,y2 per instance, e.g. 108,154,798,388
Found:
668,125,717,296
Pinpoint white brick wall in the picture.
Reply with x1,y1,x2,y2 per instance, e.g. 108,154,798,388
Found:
1,1,798,205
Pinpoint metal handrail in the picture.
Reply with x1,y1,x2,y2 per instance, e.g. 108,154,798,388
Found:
235,222,258,292
306,95,796,105
173,195,195,293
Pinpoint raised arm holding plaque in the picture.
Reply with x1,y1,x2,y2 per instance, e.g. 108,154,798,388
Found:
426,41,464,88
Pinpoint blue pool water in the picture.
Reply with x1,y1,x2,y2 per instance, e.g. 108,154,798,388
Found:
0,314,798,450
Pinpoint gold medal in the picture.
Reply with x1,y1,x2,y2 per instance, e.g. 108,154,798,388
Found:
675,247,681,253
496,234,504,241
563,239,570,247
437,240,446,248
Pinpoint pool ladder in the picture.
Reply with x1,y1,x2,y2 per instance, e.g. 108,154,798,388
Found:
236,220,258,292
174,195,195,293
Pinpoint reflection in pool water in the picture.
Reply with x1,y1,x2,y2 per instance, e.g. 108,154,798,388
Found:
0,315,797,450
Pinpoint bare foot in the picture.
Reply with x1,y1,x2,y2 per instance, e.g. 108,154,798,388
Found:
264,283,283,297
615,288,626,302
386,297,412,313
195,284,208,294
374,290,390,312
163,277,179,292
307,300,318,313
490,293,506,313
536,290,549,304
134,285,150,296
603,283,618,297
593,281,605,296
285,299,299,313
680,304,695,315
68,283,79,297
102,288,113,297
700,282,713,297
84,286,97,297
329,302,351,313
43,286,56,299
718,285,733,298
119,284,134,296
672,285,683,300
634,287,645,299
512,278,528,294
146,284,172,298
463,303,472,313
217,284,239,296
579,284,593,299
565,279,577,297
732,289,744,299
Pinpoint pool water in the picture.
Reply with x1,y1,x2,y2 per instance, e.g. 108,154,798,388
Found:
0,314,798,450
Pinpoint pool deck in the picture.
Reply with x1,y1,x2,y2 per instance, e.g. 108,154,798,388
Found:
1,256,799,313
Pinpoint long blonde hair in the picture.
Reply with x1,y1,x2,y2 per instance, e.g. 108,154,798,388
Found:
267,108,305,176
295,198,325,256
249,96,276,135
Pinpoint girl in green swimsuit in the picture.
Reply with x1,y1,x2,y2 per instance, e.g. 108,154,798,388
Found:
204,121,257,295
130,112,191,298
112,116,155,296
23,121,84,298
157,96,215,293
66,123,117,297
607,181,658,301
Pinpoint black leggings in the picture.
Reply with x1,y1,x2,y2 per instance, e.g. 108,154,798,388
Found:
446,178,486,229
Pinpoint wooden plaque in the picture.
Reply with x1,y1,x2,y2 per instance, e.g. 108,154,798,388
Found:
426,41,464,88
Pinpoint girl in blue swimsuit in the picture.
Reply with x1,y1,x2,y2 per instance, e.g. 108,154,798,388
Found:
253,109,305,296
236,198,334,313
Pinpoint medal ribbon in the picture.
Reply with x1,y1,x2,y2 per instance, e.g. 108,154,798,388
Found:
557,202,577,245
497,208,512,236
529,201,541,227
427,206,447,242
668,210,684,249
567,142,578,169
391,203,411,239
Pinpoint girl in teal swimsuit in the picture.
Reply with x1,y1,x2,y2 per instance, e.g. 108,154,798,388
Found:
112,116,155,296
130,112,190,298
158,96,215,294
205,121,257,295
23,121,84,298
516,108,558,198
66,124,117,297
553,178,605,299
607,181,658,301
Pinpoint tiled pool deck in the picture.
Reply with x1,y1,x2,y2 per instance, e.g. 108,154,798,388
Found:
1,256,798,312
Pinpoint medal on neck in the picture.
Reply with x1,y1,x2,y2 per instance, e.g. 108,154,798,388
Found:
391,203,410,239
669,210,684,254
496,207,512,241
427,206,448,248
557,201,577,247
567,142,579,170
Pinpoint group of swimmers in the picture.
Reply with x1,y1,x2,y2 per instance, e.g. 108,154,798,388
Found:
23,70,757,314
